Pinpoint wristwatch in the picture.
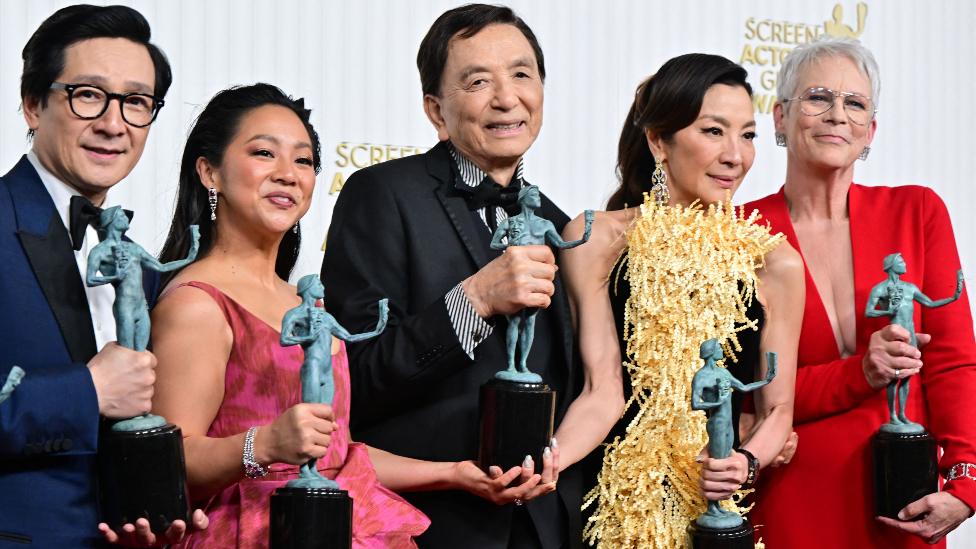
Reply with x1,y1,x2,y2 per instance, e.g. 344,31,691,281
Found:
734,447,760,489
243,426,269,478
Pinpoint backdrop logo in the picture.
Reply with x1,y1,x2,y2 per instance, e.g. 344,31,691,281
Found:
740,2,868,113
320,141,429,251
327,141,429,195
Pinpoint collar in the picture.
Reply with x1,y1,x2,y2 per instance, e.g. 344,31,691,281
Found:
446,142,525,189
26,150,114,232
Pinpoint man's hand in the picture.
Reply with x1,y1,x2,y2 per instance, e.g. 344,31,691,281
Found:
462,245,557,318
88,343,157,418
877,491,974,544
99,509,209,547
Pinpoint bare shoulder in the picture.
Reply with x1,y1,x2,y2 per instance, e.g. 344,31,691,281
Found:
763,240,804,281
153,277,226,333
563,208,637,248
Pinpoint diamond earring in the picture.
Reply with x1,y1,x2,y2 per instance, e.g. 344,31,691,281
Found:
650,160,670,206
208,187,218,221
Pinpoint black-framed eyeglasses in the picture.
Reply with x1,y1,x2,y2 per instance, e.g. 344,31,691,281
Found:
50,82,164,128
783,87,876,126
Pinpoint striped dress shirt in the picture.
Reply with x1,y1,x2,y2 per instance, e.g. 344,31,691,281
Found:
444,143,526,359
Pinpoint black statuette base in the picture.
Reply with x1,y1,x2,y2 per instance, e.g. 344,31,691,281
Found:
97,422,190,533
872,429,938,518
478,378,555,474
270,487,352,549
688,520,755,549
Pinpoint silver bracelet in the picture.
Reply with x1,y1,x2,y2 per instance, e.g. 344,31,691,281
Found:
947,463,976,482
243,426,268,478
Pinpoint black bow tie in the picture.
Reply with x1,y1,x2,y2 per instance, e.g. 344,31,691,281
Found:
68,195,102,251
465,178,520,214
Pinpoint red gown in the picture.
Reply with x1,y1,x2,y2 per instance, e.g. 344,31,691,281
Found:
743,184,976,548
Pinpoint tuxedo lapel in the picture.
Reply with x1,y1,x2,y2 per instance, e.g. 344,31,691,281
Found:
428,144,576,390
7,157,97,363
427,143,491,269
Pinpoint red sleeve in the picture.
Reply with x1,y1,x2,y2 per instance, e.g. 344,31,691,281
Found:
792,353,876,423
915,188,976,510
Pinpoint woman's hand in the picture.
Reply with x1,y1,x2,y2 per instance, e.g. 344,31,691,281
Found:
877,492,974,544
453,444,559,505
698,449,748,500
769,431,799,467
255,403,337,465
862,325,930,390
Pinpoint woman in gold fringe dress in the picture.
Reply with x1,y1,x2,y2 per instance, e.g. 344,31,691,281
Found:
559,54,805,548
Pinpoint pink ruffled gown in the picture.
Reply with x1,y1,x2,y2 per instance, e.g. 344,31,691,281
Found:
173,281,430,548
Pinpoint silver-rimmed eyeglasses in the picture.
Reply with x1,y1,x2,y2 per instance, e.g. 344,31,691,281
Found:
50,82,164,128
783,87,876,126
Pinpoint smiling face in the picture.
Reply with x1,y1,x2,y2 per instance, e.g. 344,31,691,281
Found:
199,104,317,239
24,37,156,203
647,84,756,206
423,23,543,177
775,55,876,173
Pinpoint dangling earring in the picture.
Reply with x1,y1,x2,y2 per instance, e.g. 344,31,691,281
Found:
293,223,299,235
650,159,670,206
859,146,871,161
775,133,787,147
208,187,218,221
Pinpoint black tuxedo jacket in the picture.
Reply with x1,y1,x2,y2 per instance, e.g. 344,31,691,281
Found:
322,142,581,548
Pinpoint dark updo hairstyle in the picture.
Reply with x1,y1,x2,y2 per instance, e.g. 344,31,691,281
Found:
606,54,751,210
20,4,172,138
158,83,322,287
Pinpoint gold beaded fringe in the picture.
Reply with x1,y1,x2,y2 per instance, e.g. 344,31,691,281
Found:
583,197,781,548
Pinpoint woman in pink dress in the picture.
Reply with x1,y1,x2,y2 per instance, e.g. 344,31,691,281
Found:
151,84,552,548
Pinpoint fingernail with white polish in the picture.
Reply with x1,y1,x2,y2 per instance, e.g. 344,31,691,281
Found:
544,446,552,458
550,437,558,449
523,455,533,468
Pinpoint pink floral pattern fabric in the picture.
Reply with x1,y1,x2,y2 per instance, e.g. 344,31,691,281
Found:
172,281,429,549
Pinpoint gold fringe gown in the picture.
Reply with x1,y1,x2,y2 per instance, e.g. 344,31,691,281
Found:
583,198,782,548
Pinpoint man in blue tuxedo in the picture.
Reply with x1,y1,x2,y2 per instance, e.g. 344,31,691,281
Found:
0,5,203,547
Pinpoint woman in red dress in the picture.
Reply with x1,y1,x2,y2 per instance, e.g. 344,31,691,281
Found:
744,37,976,548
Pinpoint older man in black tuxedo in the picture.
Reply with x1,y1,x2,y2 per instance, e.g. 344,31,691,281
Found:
322,4,581,548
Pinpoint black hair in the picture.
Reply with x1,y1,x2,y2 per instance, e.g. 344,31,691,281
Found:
21,4,172,118
158,83,322,287
417,3,545,96
607,54,752,210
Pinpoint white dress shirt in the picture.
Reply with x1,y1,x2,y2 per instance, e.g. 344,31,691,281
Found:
27,151,117,352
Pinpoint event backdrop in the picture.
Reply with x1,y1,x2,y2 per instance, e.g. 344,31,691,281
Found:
1,1,974,546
